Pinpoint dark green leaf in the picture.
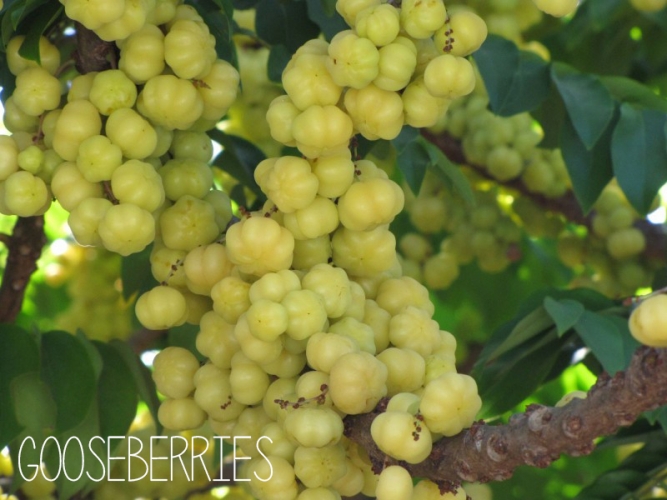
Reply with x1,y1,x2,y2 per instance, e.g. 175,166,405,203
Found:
1,0,24,49
40,330,97,433
611,104,667,214
306,0,347,41
109,340,162,434
233,0,261,8
484,306,555,362
168,323,205,362
574,311,627,375
601,76,667,113
531,85,567,149
561,111,615,214
587,0,627,30
575,434,667,499
474,35,551,116
422,138,475,207
477,335,567,418
0,51,16,104
10,0,50,31
267,43,291,83
391,126,419,153
543,296,585,336
255,0,320,52
210,128,265,199
0,324,39,448
17,1,62,64
11,372,56,434
644,405,667,433
94,342,138,444
76,330,103,379
46,401,103,498
610,314,641,369
121,243,156,300
396,139,430,194
230,182,248,208
551,63,615,150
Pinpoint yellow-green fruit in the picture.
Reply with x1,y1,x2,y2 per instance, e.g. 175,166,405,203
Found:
629,294,667,347
423,54,475,99
435,10,487,57
532,0,579,17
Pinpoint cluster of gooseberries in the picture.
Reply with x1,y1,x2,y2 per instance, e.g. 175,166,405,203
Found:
143,0,491,497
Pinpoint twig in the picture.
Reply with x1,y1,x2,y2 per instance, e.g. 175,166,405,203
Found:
421,130,667,261
344,345,667,492
0,217,47,323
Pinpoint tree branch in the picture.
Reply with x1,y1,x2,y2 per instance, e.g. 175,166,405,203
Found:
421,130,667,262
0,216,47,323
344,345,667,492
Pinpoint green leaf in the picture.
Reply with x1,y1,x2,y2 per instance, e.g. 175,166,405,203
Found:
560,111,615,214
574,311,628,375
551,63,615,150
576,433,667,499
391,125,419,153
121,243,156,300
422,138,475,207
601,76,667,113
587,0,627,30
109,340,162,434
306,0,347,41
543,297,585,336
168,323,204,362
531,85,567,149
0,324,39,448
474,35,551,116
233,0,261,8
267,43,291,83
45,401,103,499
1,0,23,49
484,306,555,363
611,104,667,214
40,331,97,433
396,139,430,194
17,1,62,64
11,372,56,434
210,128,265,200
477,335,567,418
76,330,103,379
94,342,138,445
255,0,320,52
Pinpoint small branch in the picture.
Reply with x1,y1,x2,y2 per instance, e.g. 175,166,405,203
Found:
421,130,667,262
0,217,47,324
344,345,667,491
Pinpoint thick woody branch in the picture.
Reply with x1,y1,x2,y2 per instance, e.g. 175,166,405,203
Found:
421,130,667,262
0,216,47,323
344,345,667,492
